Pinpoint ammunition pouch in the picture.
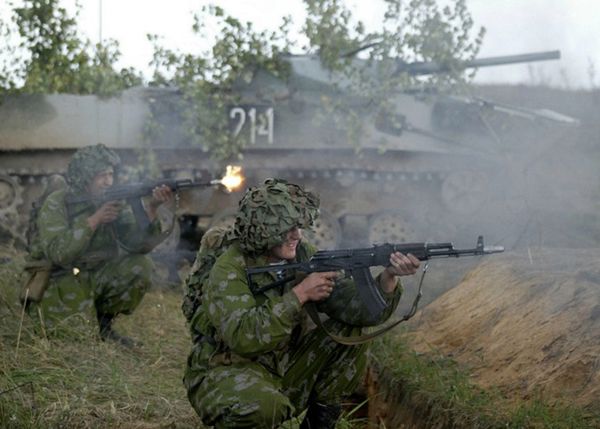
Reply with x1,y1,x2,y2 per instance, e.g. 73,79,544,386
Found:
20,251,113,305
20,260,53,305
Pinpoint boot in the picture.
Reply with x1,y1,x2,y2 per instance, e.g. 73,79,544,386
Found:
97,313,138,349
300,401,342,429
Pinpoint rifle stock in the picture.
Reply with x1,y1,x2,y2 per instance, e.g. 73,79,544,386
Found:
246,235,504,318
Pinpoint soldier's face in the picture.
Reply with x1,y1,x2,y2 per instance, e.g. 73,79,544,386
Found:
88,167,114,195
268,227,302,261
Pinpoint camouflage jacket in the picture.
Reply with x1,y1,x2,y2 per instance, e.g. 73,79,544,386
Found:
191,239,403,377
29,188,164,268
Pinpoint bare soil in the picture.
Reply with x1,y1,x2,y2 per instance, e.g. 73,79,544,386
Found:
406,247,600,407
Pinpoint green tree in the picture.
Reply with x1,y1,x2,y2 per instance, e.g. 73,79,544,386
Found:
149,0,486,159
148,5,294,160
303,0,485,149
0,0,141,96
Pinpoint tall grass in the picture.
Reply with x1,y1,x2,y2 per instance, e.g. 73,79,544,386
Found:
0,246,200,428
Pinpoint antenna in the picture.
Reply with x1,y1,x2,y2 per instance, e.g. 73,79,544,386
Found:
98,0,103,42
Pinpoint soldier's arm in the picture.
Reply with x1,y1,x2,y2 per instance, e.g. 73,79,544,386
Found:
301,240,404,326
38,191,95,266
205,252,303,357
316,273,403,326
113,204,166,253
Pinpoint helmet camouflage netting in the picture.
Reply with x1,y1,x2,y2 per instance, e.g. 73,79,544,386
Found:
234,178,320,255
66,143,120,193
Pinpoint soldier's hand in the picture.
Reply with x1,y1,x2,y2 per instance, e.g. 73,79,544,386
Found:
87,201,123,230
385,252,420,277
380,252,421,293
148,185,173,209
293,271,339,304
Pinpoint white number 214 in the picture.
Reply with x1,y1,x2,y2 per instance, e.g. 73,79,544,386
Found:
229,107,274,144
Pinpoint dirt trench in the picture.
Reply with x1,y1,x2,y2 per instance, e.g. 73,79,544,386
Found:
361,248,600,427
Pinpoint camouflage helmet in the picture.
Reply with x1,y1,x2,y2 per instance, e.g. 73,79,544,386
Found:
66,143,120,193
234,178,320,255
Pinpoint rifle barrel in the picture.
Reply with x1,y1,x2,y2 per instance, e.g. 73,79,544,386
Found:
66,178,218,205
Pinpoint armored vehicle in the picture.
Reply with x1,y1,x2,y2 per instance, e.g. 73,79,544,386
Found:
0,50,578,255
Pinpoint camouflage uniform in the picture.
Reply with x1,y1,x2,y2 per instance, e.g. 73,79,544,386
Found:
184,179,403,428
27,144,166,331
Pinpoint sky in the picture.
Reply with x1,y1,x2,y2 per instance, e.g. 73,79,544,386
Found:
3,0,600,88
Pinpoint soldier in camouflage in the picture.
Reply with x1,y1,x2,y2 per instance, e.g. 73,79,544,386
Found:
27,143,172,347
183,178,420,428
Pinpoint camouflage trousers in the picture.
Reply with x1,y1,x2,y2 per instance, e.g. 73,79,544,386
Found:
29,254,153,330
187,323,368,429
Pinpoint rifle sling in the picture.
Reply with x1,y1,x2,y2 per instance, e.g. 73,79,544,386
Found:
305,303,406,345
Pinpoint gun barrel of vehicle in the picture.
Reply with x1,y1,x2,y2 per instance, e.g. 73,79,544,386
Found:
399,50,561,76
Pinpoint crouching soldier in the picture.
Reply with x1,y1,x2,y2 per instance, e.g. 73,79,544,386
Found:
183,178,420,428
24,143,172,347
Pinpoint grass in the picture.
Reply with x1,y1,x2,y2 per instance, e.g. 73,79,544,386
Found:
4,242,598,428
0,247,364,429
0,246,200,429
370,333,600,428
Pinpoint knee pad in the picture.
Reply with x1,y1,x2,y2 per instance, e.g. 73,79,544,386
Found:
219,392,293,428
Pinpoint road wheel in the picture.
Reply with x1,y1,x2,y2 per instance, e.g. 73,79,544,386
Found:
0,175,23,218
368,211,416,244
441,170,489,215
305,209,341,250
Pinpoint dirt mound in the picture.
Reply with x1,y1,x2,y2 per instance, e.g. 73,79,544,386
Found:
406,248,600,407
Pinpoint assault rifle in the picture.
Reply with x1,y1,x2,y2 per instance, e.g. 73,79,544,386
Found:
246,236,504,319
65,178,223,228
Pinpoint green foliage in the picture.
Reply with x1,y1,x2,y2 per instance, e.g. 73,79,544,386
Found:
304,0,486,151
148,5,293,161
303,0,365,71
1,0,487,159
0,0,141,96
0,0,487,160
148,0,485,159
